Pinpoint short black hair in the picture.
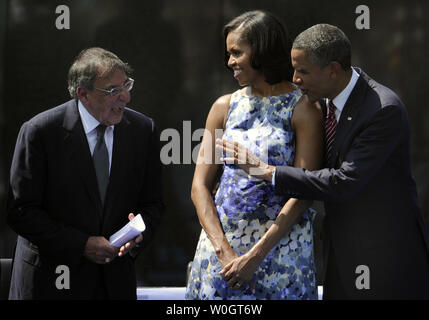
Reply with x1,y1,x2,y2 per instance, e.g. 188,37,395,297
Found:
223,10,293,85
292,24,351,70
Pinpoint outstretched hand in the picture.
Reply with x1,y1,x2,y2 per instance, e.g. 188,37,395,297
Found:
215,139,275,181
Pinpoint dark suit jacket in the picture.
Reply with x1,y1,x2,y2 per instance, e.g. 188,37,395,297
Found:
7,99,164,299
275,69,429,299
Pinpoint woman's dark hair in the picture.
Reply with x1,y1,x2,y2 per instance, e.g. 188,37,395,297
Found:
223,10,293,84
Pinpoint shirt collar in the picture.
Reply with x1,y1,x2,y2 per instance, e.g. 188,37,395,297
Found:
330,67,360,113
77,99,114,134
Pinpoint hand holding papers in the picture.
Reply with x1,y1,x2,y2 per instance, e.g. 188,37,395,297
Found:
109,213,146,248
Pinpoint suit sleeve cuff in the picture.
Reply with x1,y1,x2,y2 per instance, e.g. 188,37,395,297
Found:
271,167,276,186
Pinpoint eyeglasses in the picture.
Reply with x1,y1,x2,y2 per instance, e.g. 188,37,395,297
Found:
94,78,134,97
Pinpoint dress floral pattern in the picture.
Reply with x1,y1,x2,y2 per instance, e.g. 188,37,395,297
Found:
186,87,317,300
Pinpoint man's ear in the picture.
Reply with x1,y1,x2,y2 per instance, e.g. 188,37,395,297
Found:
328,61,343,79
76,86,89,103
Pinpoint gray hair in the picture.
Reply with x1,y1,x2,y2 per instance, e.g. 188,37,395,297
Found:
67,47,132,98
292,24,351,70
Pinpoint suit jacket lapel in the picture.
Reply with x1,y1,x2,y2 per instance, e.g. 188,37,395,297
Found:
62,100,103,217
330,68,368,166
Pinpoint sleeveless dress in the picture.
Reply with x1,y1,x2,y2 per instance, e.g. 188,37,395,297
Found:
186,87,317,300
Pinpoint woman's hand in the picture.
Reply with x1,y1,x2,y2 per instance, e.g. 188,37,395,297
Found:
220,252,259,292
217,246,238,270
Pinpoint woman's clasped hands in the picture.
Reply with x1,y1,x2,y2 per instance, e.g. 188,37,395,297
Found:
220,251,260,293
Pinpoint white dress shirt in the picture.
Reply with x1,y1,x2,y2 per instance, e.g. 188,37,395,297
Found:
327,67,360,121
78,100,114,174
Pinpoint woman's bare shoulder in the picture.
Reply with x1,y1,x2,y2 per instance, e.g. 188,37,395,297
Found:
207,94,232,128
293,94,323,124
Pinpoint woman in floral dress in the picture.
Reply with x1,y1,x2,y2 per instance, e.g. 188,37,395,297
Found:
186,10,324,300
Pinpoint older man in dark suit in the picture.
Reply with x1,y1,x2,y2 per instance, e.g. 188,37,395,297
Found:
218,24,429,299
7,47,163,299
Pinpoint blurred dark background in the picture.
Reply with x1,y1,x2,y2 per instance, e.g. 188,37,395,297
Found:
0,0,428,288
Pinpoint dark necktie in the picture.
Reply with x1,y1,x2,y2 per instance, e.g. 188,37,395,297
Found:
325,100,337,163
93,124,109,205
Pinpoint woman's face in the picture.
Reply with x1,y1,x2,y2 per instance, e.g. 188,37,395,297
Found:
226,30,264,87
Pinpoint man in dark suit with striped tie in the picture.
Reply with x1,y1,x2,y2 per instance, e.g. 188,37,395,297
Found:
219,24,429,299
7,48,163,299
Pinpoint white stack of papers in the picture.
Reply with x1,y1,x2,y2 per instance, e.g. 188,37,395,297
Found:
109,214,146,247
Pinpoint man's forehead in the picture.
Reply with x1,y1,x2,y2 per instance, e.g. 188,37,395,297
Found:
291,49,310,61
95,68,127,85
292,49,318,69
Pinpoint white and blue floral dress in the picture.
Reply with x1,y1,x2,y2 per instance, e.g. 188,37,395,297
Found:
186,87,317,300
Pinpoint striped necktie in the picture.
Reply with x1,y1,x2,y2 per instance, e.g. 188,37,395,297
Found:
325,100,337,163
